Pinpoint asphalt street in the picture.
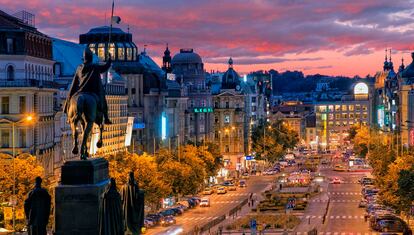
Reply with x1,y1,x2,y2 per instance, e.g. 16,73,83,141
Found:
147,174,275,235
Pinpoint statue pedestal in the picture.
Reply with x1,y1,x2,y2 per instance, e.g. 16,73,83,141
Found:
54,158,109,235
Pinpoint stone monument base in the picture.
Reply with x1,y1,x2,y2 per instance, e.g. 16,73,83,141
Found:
54,158,109,235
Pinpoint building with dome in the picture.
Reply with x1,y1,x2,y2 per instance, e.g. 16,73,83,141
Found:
79,26,171,154
211,58,264,172
171,48,213,143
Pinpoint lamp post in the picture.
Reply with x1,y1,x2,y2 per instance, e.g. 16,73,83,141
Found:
0,114,35,234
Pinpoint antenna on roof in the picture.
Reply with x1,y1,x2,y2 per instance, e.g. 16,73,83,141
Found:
127,24,130,33
389,48,392,62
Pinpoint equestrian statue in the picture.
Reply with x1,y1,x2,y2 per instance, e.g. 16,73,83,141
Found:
63,48,112,160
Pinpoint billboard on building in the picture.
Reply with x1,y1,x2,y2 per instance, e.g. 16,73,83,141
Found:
125,117,134,147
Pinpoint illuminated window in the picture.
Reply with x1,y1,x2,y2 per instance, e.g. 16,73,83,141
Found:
108,43,115,60
335,105,341,111
224,115,230,123
349,113,354,119
349,105,354,111
126,43,133,61
363,112,368,119
97,43,105,60
117,43,125,60
88,43,96,54
356,104,361,111
318,106,326,112
342,105,347,111
328,105,333,112
342,113,348,119
335,114,340,119
329,113,334,120
362,105,367,111
356,113,360,119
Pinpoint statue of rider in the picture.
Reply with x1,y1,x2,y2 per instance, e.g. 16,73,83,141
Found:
64,48,112,124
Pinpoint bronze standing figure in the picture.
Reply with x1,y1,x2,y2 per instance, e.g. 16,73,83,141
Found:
99,178,124,235
121,172,145,235
64,48,112,160
24,177,51,235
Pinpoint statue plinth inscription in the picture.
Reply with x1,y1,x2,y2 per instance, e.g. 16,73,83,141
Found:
54,158,109,235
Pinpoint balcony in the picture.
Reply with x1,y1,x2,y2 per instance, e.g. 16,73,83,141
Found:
0,79,54,88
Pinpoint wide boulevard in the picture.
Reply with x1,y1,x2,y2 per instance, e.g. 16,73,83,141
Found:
148,174,275,235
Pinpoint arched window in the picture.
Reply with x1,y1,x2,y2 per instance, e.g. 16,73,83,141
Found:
7,65,14,80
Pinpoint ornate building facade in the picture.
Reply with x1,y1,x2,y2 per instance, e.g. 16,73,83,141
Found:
0,10,56,175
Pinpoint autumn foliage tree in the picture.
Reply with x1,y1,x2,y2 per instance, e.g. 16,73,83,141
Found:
251,119,299,163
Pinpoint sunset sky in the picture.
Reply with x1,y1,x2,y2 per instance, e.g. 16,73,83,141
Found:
2,0,414,77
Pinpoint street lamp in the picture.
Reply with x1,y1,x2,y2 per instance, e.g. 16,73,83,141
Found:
0,114,35,233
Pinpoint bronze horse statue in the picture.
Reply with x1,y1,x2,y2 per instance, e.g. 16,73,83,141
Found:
67,93,104,160
64,49,112,160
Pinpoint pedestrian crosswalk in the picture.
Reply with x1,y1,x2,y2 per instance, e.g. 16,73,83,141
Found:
310,199,360,203
296,232,383,235
178,216,218,221
214,200,241,204
297,215,364,220
220,193,250,197
327,192,361,195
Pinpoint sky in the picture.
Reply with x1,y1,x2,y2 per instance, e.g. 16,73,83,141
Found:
2,0,414,77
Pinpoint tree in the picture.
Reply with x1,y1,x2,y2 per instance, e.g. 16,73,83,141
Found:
0,154,44,230
251,119,299,163
0,154,44,208
105,153,170,209
397,165,414,212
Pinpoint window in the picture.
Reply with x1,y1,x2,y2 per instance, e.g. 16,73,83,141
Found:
190,100,194,107
329,113,334,120
97,43,105,60
131,88,136,95
342,113,348,119
342,105,347,111
215,116,219,123
349,105,354,111
1,97,9,114
225,145,229,153
328,105,334,112
1,130,10,148
126,43,133,61
349,113,354,119
363,112,368,119
224,115,230,123
318,106,326,112
20,96,26,113
117,43,125,60
7,66,14,80
252,97,256,103
6,38,13,53
199,124,205,133
108,43,115,60
335,114,340,119
356,104,361,111
335,105,341,112
252,106,256,112
215,131,219,138
20,129,26,148
201,99,206,107
362,105,367,111
226,102,229,108
88,43,96,54
215,101,219,108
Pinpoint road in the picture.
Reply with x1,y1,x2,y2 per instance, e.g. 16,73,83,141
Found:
295,159,372,234
147,174,275,235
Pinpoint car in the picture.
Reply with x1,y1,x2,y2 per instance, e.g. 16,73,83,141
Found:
226,184,237,191
239,180,247,187
331,177,341,184
176,204,188,211
160,209,176,217
191,196,201,204
358,199,367,208
146,213,163,225
217,187,227,194
177,200,190,208
202,187,214,195
333,165,347,172
200,197,210,207
144,218,155,228
160,215,176,226
241,172,250,179
371,216,412,234
279,161,289,167
170,207,183,215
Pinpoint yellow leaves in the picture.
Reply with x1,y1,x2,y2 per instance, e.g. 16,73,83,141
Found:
0,155,44,207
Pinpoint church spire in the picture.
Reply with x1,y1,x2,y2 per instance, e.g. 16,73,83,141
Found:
162,43,172,73
384,48,390,71
228,57,233,69
399,57,405,72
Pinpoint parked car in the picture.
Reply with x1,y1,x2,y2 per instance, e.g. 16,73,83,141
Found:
191,197,201,204
170,207,183,216
217,187,227,194
160,215,176,227
146,213,163,225
177,200,190,208
176,204,188,211
202,187,214,195
239,180,247,187
160,209,176,217
144,218,155,228
200,197,210,207
370,215,412,234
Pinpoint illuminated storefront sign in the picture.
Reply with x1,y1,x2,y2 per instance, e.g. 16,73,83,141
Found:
377,105,384,127
193,107,213,113
161,112,167,140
